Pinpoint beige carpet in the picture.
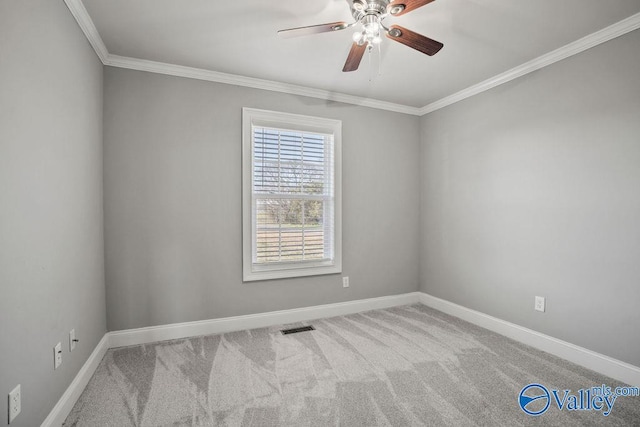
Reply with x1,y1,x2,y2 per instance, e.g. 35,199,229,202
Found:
64,304,640,426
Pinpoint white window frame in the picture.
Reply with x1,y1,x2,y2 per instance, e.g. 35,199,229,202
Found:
242,108,342,282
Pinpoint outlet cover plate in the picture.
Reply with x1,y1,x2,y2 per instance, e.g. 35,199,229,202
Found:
535,296,545,312
69,329,76,352
8,384,21,423
54,342,62,369
342,277,349,288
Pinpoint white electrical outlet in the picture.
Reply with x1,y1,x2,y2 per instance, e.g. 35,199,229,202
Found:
54,342,62,369
342,276,349,288
69,329,77,352
535,296,545,312
8,384,21,423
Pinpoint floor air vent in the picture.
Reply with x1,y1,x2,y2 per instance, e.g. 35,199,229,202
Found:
281,325,315,335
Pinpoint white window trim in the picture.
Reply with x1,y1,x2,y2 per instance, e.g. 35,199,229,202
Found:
242,108,342,282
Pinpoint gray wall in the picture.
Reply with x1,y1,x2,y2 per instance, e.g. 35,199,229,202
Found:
0,1,106,426
420,29,640,366
103,67,421,331
3,4,636,422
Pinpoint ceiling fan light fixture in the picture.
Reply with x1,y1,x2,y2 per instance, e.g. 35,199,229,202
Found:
363,14,380,33
276,0,443,73
364,21,380,35
357,14,383,46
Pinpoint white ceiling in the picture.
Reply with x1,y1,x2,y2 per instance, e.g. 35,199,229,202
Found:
80,0,640,110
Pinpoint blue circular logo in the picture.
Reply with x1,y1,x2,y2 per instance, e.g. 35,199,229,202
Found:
519,383,550,416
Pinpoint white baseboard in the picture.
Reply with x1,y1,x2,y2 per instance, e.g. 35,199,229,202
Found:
419,292,640,387
42,293,418,425
108,292,421,348
41,334,109,427
44,291,640,425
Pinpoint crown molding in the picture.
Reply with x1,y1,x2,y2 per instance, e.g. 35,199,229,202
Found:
65,0,640,117
60,0,420,115
104,54,422,115
419,12,640,115
62,0,418,116
63,0,108,63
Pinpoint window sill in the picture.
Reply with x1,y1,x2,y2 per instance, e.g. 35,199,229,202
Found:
243,263,342,282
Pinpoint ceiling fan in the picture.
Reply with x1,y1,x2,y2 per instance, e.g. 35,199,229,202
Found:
278,0,443,72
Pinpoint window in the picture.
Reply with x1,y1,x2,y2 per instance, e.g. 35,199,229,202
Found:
242,108,342,281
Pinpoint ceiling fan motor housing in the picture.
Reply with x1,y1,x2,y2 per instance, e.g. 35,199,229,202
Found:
352,0,392,20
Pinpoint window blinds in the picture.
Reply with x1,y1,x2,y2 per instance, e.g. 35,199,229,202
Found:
252,126,335,266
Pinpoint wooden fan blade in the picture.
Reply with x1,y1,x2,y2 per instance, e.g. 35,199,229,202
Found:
278,21,348,38
342,42,367,72
386,25,443,56
388,0,435,17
